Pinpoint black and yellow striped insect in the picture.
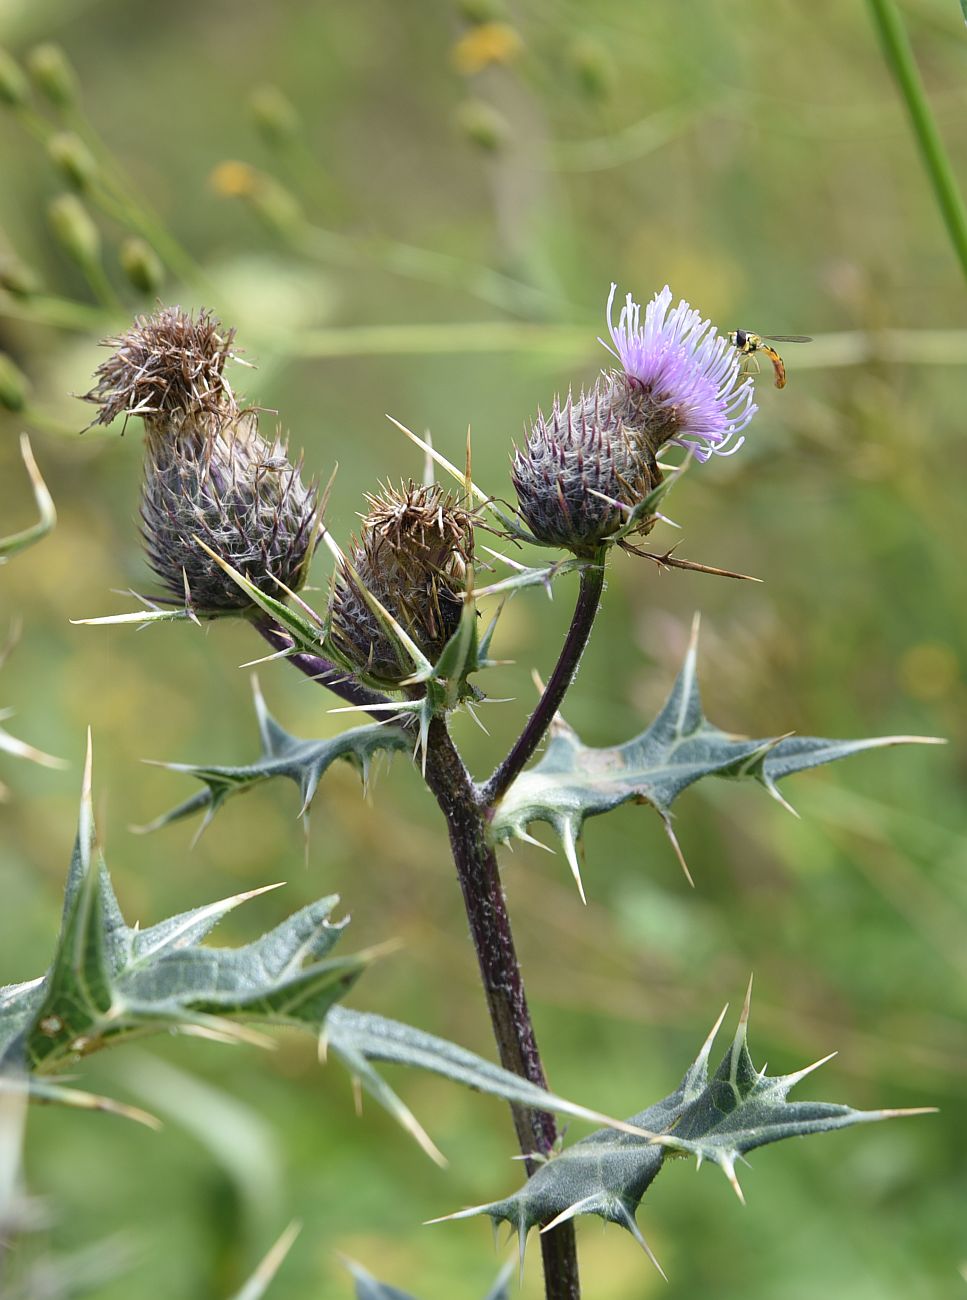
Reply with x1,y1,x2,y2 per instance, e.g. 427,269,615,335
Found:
727,330,813,389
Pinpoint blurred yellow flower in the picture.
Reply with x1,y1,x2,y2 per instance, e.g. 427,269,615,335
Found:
209,159,258,198
451,22,522,75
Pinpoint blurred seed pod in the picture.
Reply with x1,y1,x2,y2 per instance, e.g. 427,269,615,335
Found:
568,37,614,101
330,482,474,687
249,84,301,147
47,132,98,192
47,193,100,270
0,353,29,412
119,237,164,295
26,43,77,108
457,0,507,24
455,98,509,152
0,47,29,107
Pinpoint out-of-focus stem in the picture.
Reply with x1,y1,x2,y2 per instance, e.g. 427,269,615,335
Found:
867,0,967,283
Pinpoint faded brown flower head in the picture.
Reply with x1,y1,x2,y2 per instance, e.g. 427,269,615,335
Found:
82,306,318,614
330,481,474,687
83,306,239,433
512,381,663,555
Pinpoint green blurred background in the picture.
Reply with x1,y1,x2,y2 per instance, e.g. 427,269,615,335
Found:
1,0,965,1296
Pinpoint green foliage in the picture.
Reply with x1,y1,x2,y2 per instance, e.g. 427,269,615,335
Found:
0,741,369,1087
141,676,409,839
438,987,930,1277
323,1007,646,1166
0,744,638,1161
490,618,941,899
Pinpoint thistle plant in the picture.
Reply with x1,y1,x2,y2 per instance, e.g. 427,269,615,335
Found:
0,283,925,1299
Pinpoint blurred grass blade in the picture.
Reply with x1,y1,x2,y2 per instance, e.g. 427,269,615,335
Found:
231,1221,301,1300
0,436,56,562
867,0,967,282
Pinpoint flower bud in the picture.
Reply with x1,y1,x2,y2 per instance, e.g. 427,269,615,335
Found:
512,384,661,554
329,482,474,687
47,132,98,191
0,47,29,107
455,99,508,152
26,43,77,108
249,84,300,147
81,307,318,614
48,193,100,269
569,37,614,101
209,162,303,238
0,352,29,411
119,237,164,295
458,0,507,23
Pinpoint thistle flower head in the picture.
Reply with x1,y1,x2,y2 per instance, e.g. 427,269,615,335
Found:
512,384,661,555
81,306,318,614
513,284,757,555
330,481,474,687
601,283,757,462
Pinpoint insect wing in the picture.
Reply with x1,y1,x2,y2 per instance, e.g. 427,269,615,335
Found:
762,334,813,344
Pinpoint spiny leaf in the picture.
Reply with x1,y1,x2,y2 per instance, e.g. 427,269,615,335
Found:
436,986,932,1276
490,617,942,898
0,743,370,1083
0,745,637,1162
141,677,409,838
0,436,56,562
343,1258,513,1300
472,550,589,601
322,1008,650,1167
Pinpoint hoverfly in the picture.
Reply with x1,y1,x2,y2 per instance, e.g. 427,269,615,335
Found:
727,330,813,389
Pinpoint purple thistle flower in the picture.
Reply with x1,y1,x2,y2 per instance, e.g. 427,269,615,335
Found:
600,283,757,462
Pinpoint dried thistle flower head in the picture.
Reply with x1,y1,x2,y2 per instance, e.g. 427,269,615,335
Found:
83,306,240,434
82,306,318,614
330,481,474,687
512,382,661,555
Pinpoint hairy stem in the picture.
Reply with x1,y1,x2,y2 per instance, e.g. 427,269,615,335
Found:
483,553,606,807
421,717,580,1300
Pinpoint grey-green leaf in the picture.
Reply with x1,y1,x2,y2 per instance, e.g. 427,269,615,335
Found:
490,617,942,898
343,1259,513,1300
142,677,409,837
439,987,931,1276
323,1008,649,1166
0,742,370,1079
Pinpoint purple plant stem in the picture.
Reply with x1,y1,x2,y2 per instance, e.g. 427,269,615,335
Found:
483,555,605,808
255,620,581,1298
